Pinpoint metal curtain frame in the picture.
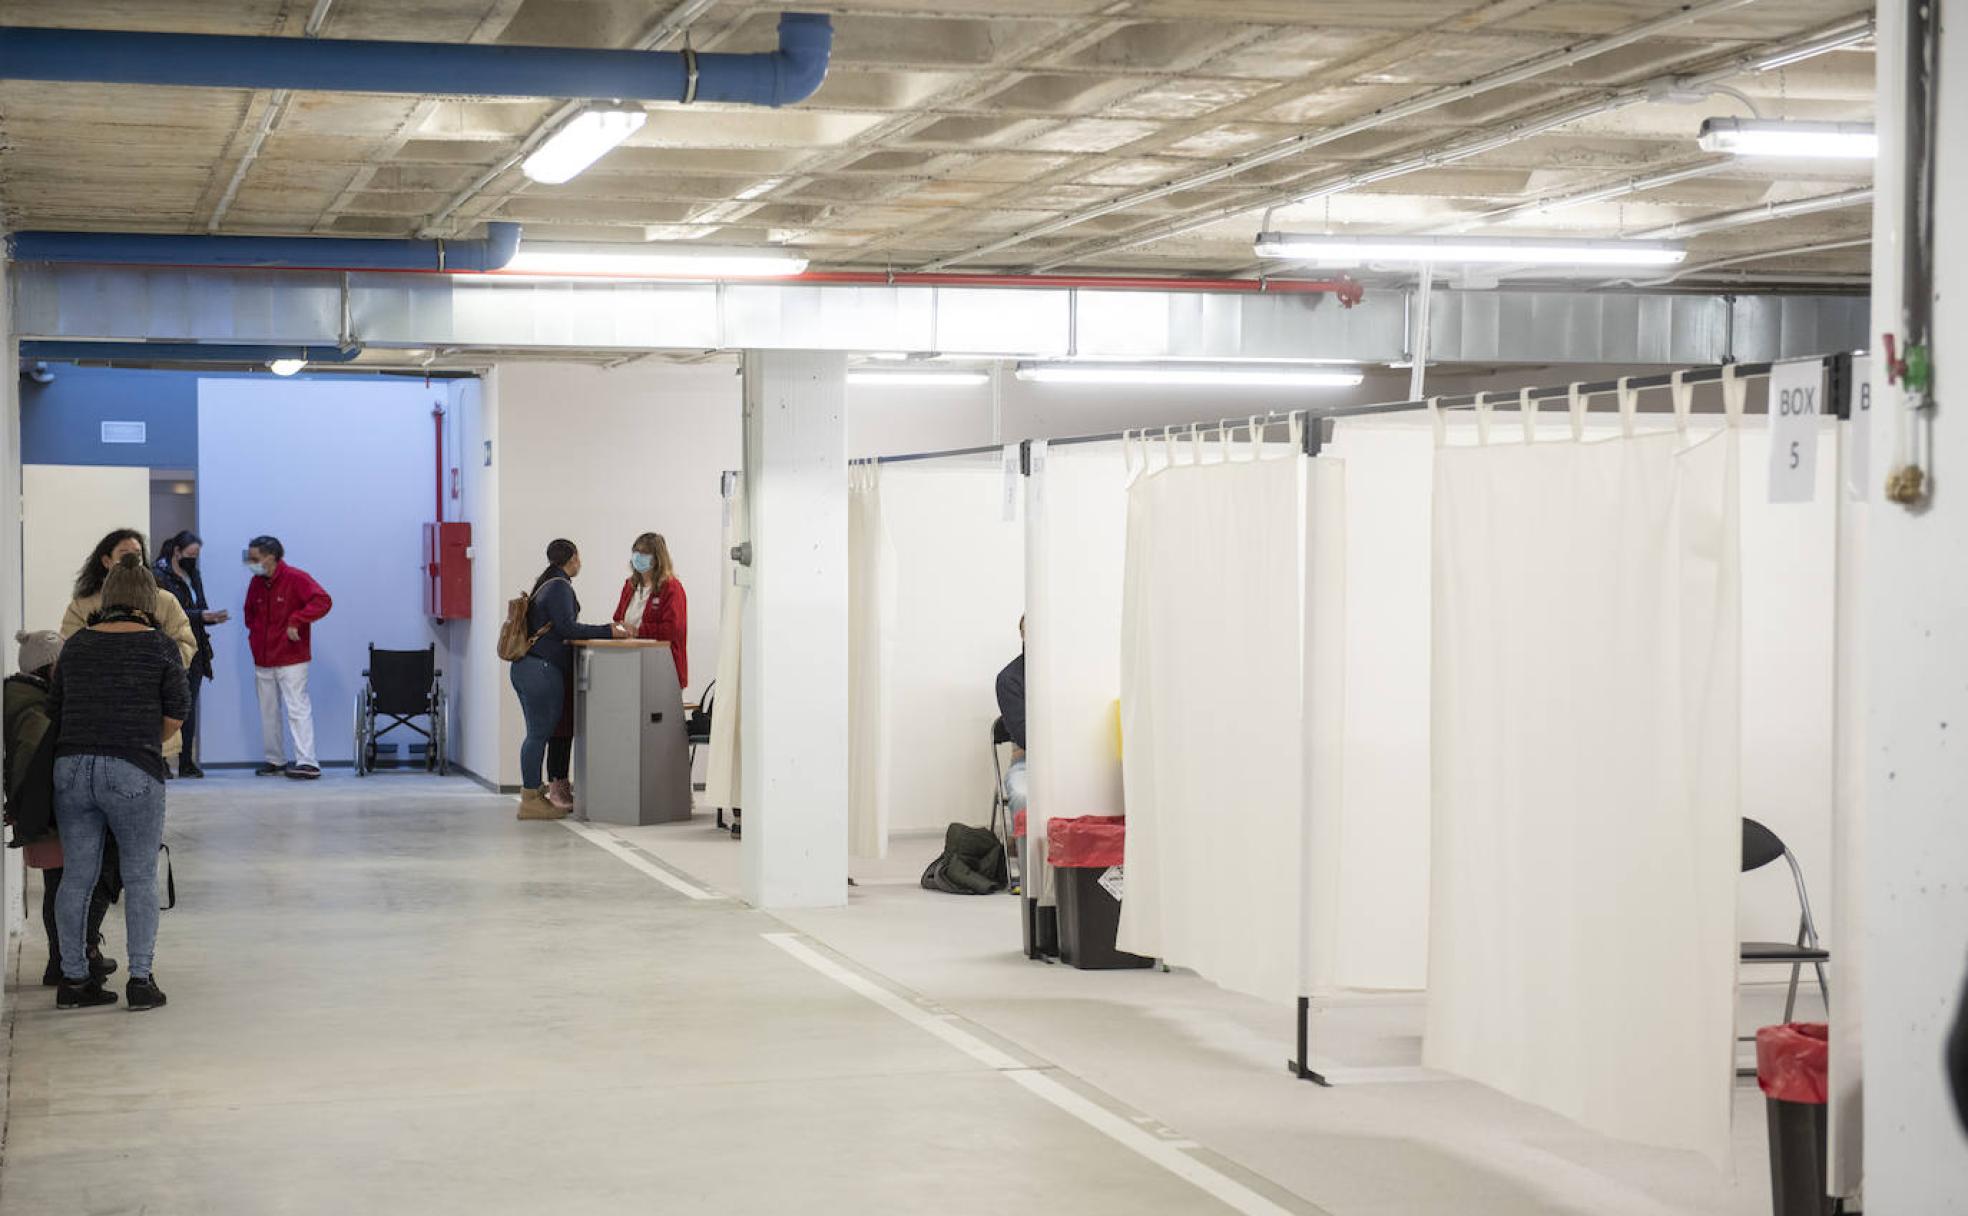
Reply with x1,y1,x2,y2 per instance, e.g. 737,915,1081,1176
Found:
846,352,1862,480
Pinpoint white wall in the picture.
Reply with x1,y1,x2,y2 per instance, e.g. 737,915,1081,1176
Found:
486,361,742,787
1861,0,1968,1207
449,375,507,786
197,378,446,766
19,465,152,635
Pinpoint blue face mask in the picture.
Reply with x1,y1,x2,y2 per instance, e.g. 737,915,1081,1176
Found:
631,553,654,574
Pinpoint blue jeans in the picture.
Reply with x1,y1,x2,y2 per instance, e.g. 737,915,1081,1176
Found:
510,656,566,790
53,755,165,981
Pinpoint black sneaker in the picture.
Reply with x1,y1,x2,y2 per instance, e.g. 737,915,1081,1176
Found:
56,977,116,1009
126,975,167,1012
285,764,321,780
179,758,205,779
255,763,287,777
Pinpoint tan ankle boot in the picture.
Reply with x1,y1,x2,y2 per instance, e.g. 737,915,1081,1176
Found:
516,787,565,821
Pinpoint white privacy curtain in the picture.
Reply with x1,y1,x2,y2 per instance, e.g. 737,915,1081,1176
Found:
1116,431,1308,1002
847,459,1026,859
847,464,892,857
1023,442,1129,907
1426,417,1742,1166
703,471,747,813
1308,421,1438,992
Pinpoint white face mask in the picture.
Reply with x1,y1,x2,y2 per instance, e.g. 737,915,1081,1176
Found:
247,561,268,577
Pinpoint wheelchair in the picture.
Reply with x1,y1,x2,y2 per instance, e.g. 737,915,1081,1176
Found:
353,643,448,776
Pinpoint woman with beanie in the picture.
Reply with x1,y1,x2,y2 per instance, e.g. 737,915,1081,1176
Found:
47,556,189,1011
510,540,627,820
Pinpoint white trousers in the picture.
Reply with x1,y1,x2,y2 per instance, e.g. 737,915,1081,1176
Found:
255,663,316,768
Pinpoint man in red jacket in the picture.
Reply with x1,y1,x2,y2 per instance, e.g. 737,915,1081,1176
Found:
243,535,333,780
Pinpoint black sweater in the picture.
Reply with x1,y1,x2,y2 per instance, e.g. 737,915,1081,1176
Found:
49,628,191,784
525,575,612,675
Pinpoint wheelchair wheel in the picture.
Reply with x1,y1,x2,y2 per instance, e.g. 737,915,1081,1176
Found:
352,690,370,776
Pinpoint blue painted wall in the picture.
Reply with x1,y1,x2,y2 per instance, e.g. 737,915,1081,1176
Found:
19,364,200,467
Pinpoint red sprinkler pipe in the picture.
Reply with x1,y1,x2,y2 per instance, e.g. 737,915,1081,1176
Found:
432,404,444,524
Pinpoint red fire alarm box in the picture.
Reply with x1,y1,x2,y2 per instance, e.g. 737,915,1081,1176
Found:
425,521,472,620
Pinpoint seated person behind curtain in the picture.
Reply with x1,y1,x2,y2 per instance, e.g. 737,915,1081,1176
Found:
612,532,688,690
511,539,630,822
996,617,1026,819
4,629,120,988
49,555,189,1012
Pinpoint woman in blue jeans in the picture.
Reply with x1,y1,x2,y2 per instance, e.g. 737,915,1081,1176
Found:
511,539,627,821
48,555,189,1011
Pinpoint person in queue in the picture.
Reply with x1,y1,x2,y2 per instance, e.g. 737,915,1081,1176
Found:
512,539,628,820
62,529,197,779
244,535,333,780
5,629,119,988
153,531,229,778
48,556,189,1011
612,532,688,690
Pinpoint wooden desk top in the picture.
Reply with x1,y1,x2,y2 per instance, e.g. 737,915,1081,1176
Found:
572,639,671,649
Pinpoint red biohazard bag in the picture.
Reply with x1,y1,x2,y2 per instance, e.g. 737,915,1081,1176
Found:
1756,1022,1829,1104
1047,817,1128,869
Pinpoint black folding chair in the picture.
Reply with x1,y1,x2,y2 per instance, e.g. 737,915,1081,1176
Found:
1742,817,1830,1023
353,644,447,776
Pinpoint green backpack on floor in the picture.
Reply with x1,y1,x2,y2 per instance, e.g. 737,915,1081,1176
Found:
921,823,1008,896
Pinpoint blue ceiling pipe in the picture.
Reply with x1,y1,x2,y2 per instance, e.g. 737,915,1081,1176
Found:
0,13,832,106
20,342,362,365
8,221,520,271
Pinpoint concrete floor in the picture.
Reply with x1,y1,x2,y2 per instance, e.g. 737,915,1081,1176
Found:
0,774,1313,1215
1,775,1797,1215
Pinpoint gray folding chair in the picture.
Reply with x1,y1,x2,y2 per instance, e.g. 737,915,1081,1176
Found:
1741,817,1830,1023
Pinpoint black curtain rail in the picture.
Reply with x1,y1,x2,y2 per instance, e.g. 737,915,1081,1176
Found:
849,442,1008,467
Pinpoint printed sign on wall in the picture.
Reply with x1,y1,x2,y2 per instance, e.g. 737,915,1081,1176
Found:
1768,360,1824,504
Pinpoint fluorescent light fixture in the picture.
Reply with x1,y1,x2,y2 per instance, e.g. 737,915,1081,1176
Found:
847,369,990,387
501,242,810,279
1254,232,1686,267
521,108,648,185
868,352,913,361
1697,118,1876,159
1015,363,1364,389
268,358,306,376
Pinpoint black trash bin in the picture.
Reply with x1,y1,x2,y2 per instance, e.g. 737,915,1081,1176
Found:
1756,1022,1833,1216
1048,816,1153,971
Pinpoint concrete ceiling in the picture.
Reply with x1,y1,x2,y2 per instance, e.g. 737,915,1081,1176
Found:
0,0,1875,287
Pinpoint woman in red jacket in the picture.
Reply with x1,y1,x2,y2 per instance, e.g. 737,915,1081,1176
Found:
613,532,687,690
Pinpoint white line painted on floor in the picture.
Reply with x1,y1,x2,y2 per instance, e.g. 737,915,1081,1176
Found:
762,932,1306,1216
560,820,719,900
763,932,1026,1070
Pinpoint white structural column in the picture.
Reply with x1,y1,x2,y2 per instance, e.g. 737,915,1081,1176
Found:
739,351,849,909
1861,0,1968,1207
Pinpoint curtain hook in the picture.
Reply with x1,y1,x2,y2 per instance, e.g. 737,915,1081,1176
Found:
1617,376,1638,438
1473,391,1493,447
1720,364,1746,428
1427,396,1446,449
1519,386,1538,445
1568,382,1587,442
1670,368,1692,435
